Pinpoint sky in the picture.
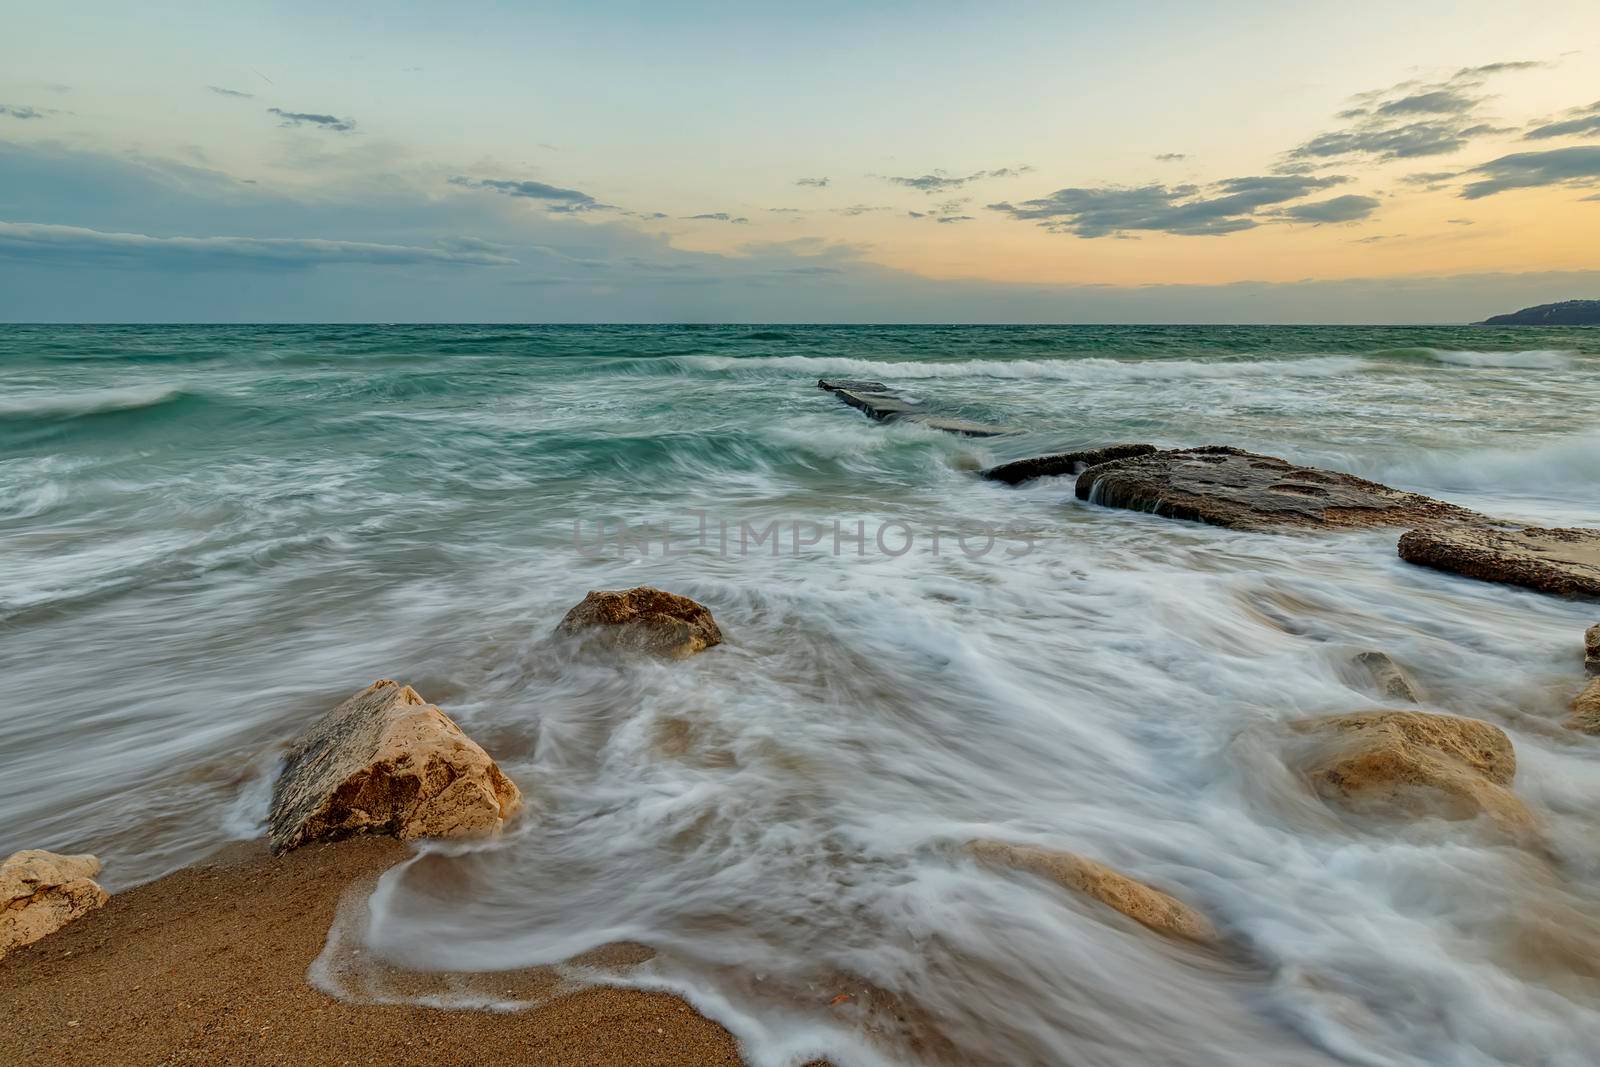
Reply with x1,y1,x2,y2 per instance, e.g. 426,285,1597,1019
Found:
2,0,1599,323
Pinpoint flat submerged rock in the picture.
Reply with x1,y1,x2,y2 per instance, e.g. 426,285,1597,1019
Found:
1074,446,1479,532
981,443,1157,486
1397,524,1600,599
817,378,1012,438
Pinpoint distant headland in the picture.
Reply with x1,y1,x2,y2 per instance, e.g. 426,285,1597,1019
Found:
1478,300,1600,326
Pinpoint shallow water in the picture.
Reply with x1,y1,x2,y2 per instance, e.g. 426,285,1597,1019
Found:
3,324,1600,1065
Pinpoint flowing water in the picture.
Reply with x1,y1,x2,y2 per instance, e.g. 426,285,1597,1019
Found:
3,324,1600,1065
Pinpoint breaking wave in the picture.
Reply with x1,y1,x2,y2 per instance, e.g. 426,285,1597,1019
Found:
674,353,1374,382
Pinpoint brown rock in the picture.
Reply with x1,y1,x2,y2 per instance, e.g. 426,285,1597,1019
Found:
968,840,1215,943
1585,623,1600,675
1,850,108,960
1347,651,1420,703
1293,710,1532,834
1397,524,1600,598
1568,678,1600,734
980,443,1158,486
1074,446,1479,532
268,680,522,854
555,586,723,659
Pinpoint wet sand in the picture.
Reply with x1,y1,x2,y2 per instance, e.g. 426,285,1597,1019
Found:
0,838,745,1066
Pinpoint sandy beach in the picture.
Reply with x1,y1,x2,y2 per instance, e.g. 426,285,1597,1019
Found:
0,837,746,1067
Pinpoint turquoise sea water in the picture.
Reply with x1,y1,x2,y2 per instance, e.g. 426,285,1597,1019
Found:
3,324,1600,1065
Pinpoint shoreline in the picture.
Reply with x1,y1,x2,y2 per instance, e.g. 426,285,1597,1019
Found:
0,836,747,1067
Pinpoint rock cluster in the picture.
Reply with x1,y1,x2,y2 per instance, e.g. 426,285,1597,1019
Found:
268,680,523,853
555,586,723,659
968,839,1215,943
1,850,108,960
1073,446,1479,532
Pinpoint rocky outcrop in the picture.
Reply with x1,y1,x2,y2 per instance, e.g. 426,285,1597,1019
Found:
1479,299,1600,326
1569,678,1600,734
1292,710,1532,834
968,840,1215,943
1584,624,1599,674
980,443,1157,486
268,681,522,854
816,378,1013,438
555,586,723,659
1074,446,1478,532
1346,651,1420,703
1,850,108,960
1397,524,1600,598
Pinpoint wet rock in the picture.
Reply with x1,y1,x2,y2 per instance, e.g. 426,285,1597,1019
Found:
817,378,890,394
968,840,1216,943
268,680,522,854
980,443,1158,486
1,850,108,960
1292,710,1532,834
816,379,1013,438
555,586,723,659
1568,678,1600,734
1074,446,1479,532
1346,651,1420,703
1398,524,1600,598
1587,624,1600,675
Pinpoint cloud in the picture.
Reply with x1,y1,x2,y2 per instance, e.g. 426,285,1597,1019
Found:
0,221,516,270
684,212,750,223
1446,218,1475,225
1279,193,1381,223
1375,89,1477,116
1455,60,1543,78
834,204,888,216
1401,170,1458,184
1290,120,1481,160
988,174,1347,237
207,86,254,99
0,105,46,120
795,177,830,187
1288,63,1540,163
1525,100,1600,140
1459,145,1600,198
936,215,974,224
1154,153,1187,162
449,175,610,212
266,108,355,132
879,166,1031,193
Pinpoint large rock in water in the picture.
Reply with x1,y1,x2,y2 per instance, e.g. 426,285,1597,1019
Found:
1569,678,1600,735
968,840,1215,943
1292,710,1532,835
1074,446,1477,532
1397,525,1600,598
1587,624,1600,675
268,681,522,853
1,850,108,960
980,443,1157,486
555,586,723,659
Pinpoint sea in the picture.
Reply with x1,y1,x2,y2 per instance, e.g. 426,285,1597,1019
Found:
3,323,1599,1065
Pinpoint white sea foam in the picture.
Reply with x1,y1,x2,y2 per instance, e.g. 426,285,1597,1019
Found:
1425,348,1575,369
0,384,187,419
676,353,1374,382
